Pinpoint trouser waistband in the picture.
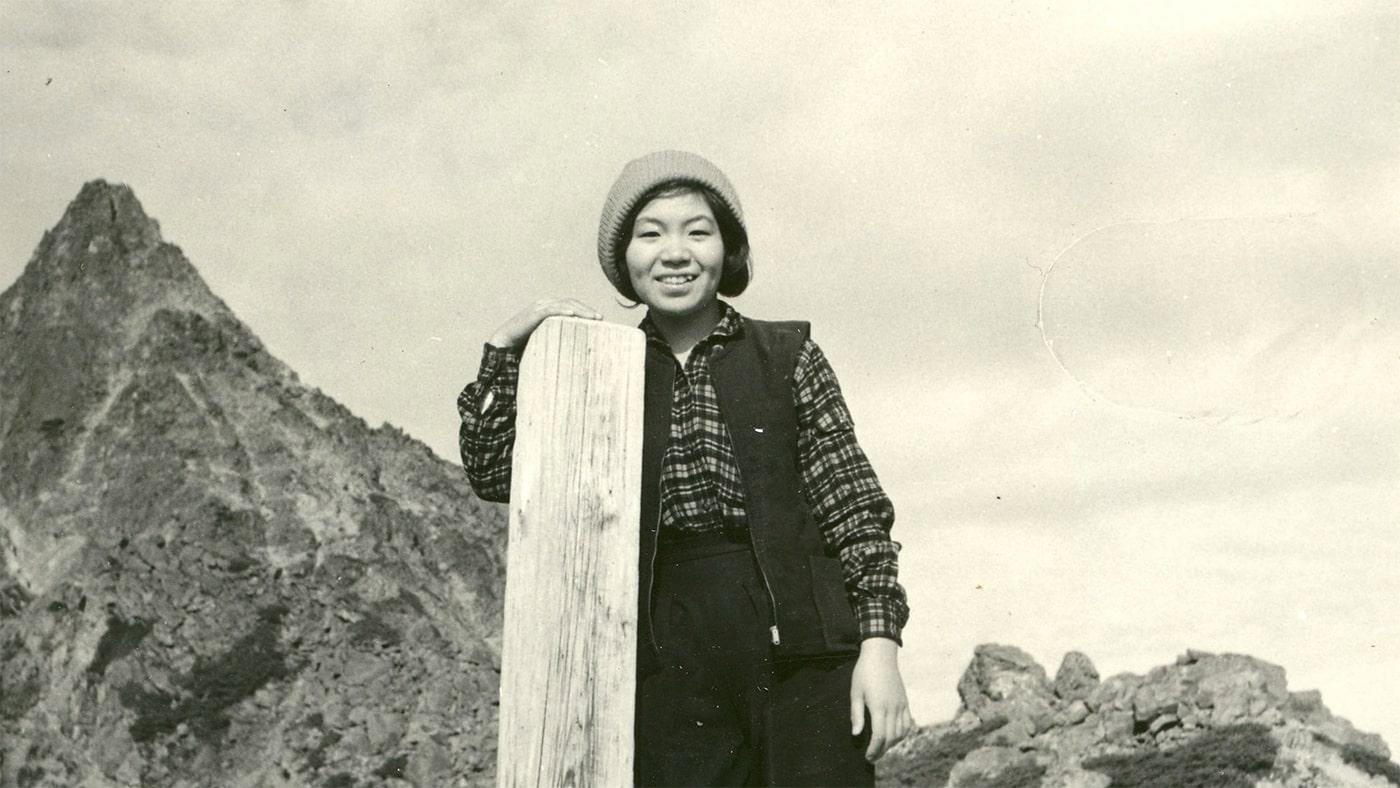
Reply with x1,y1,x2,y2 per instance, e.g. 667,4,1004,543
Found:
655,530,751,564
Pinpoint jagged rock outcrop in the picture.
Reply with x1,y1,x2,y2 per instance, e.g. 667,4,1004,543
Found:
878,644,1398,787
1,181,507,786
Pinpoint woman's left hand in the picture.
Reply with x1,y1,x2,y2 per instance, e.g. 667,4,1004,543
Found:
850,636,916,762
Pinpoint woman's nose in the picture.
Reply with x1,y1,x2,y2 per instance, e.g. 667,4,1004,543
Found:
659,237,690,263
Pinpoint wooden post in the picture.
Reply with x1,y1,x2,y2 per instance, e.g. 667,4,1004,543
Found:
497,316,646,788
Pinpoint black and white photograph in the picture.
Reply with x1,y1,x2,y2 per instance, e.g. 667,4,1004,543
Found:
2,2,1396,785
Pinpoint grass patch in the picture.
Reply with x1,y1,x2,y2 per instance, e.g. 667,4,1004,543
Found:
119,604,292,743
1083,723,1277,787
0,582,29,617
88,615,152,676
1,664,41,721
960,759,1046,788
225,554,255,573
880,716,1009,786
306,728,342,771
374,754,408,781
349,614,401,649
1339,743,1400,786
1,634,23,661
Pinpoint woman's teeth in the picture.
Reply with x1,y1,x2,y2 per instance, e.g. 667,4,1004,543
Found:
658,275,696,284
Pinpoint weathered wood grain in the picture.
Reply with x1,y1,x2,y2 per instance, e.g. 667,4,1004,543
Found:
497,316,646,788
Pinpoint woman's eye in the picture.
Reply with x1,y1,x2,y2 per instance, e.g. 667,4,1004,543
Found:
689,229,712,238
636,230,660,239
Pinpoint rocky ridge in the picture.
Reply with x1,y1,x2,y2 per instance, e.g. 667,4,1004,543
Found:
1,181,507,786
877,644,1397,788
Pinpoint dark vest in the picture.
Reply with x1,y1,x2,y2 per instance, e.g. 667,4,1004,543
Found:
638,317,861,662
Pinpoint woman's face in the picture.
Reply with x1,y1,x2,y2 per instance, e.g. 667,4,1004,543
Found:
625,190,725,323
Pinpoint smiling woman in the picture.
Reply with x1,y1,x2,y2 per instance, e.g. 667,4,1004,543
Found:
458,150,913,786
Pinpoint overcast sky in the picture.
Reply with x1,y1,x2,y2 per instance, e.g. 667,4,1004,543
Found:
4,0,1398,750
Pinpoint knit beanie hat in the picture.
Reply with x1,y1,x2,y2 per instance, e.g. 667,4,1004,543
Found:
597,150,751,300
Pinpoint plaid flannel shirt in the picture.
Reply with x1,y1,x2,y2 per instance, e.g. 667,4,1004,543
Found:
457,304,909,643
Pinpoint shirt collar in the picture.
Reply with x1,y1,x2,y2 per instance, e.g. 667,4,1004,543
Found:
640,301,744,352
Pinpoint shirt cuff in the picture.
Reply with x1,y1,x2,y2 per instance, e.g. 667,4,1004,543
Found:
854,596,906,646
456,343,519,416
478,342,522,378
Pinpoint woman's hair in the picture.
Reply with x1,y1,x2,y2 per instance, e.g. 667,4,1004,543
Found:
613,179,751,303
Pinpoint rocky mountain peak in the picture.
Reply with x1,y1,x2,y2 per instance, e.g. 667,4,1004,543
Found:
4,179,221,335
0,181,257,508
53,179,163,253
1,182,507,785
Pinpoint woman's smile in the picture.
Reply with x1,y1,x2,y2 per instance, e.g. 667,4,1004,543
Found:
656,273,699,288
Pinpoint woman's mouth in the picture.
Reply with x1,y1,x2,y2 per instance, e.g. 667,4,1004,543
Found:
656,274,697,285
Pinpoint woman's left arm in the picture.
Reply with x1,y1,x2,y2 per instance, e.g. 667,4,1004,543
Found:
792,338,915,760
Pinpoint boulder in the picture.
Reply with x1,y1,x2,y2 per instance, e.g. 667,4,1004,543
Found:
956,643,1058,736
946,746,1041,787
1053,651,1100,703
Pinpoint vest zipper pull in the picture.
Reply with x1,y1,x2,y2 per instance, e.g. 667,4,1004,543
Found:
770,625,781,646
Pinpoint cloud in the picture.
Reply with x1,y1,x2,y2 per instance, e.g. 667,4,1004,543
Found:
972,2,1399,224
1039,214,1392,419
860,311,1400,535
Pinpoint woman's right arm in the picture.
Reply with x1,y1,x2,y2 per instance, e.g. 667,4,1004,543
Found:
458,343,522,502
457,299,602,502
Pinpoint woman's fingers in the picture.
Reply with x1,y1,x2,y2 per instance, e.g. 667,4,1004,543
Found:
488,298,601,348
863,701,916,761
866,708,899,761
557,298,602,320
865,719,887,762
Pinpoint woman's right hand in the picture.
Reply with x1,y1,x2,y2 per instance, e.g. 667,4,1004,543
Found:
487,298,603,349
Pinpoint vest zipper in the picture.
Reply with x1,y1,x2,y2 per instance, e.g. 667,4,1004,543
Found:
746,521,782,647
644,502,662,659
750,537,784,646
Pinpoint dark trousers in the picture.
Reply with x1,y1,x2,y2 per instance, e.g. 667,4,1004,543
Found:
635,539,874,787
